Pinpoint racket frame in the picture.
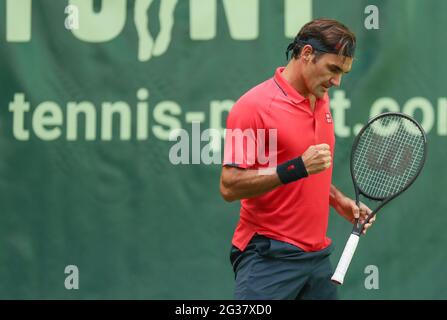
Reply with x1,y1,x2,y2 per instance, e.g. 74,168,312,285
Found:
349,112,427,235
332,112,427,284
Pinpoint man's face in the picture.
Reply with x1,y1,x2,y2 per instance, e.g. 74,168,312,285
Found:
302,52,353,98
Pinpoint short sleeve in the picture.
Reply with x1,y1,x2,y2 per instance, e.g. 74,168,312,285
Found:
223,99,263,169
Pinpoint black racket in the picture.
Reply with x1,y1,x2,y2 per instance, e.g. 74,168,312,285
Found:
331,112,427,285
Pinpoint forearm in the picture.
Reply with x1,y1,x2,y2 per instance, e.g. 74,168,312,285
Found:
329,184,346,211
220,168,282,202
220,143,330,202
330,184,356,221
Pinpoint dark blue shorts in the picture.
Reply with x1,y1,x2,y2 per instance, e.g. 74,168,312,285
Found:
230,235,338,300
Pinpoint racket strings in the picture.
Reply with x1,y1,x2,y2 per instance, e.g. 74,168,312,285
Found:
353,115,425,199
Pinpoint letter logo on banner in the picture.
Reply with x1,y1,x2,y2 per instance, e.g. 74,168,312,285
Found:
6,0,32,42
69,0,127,41
134,0,178,61
5,0,313,61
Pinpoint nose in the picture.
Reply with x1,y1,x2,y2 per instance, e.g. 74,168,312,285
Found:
330,74,342,87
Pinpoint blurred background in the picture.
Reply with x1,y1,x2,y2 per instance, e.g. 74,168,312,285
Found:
0,0,445,299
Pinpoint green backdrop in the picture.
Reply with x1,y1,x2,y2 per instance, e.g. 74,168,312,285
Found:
0,0,445,299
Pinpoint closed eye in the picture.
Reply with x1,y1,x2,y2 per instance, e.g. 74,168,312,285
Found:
328,64,350,74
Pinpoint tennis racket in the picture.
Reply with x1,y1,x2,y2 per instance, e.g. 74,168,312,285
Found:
331,112,427,285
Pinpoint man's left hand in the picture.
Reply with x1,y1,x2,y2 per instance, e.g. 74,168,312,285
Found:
335,197,376,235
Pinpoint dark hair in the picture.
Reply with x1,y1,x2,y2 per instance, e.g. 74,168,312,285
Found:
286,18,356,60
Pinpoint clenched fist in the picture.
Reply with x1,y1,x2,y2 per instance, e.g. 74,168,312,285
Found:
302,144,332,175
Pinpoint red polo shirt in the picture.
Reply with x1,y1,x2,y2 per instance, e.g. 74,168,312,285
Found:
223,67,335,252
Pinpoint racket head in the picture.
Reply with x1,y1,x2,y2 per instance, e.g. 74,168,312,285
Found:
350,112,427,203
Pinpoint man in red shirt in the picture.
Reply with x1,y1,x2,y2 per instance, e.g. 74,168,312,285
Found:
220,18,376,300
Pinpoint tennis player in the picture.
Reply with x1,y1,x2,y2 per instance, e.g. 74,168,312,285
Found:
220,18,376,300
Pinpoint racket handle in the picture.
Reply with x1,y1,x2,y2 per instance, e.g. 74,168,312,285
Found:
331,234,360,285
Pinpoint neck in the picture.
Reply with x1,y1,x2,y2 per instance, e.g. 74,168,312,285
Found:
282,61,311,98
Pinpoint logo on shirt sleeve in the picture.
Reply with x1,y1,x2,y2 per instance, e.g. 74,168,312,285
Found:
325,112,333,124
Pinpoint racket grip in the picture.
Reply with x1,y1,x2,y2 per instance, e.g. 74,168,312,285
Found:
331,234,360,285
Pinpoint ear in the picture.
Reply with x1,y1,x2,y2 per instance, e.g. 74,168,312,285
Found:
300,44,314,62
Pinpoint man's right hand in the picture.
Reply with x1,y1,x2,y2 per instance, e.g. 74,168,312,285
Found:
301,144,332,175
